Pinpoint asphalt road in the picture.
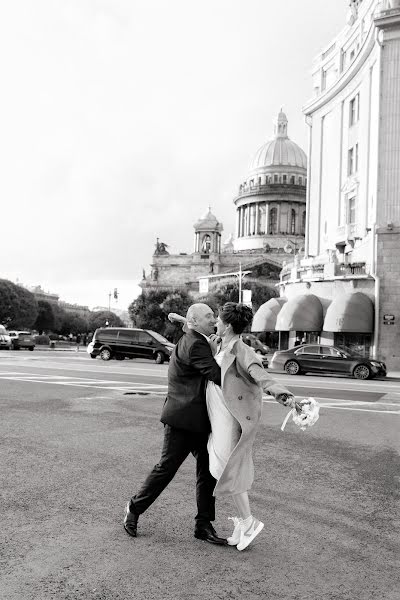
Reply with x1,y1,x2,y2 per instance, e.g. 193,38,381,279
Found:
1,350,399,600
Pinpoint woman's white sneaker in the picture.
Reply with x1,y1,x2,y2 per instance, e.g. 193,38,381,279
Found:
227,517,242,546
236,517,264,551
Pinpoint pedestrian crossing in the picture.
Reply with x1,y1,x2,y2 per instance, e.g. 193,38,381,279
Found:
0,372,167,393
0,370,399,413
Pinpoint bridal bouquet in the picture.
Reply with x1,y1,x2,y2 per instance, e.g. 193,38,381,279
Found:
281,397,320,432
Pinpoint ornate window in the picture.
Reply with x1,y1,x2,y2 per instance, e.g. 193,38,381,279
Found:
269,207,278,234
290,209,296,235
258,204,266,235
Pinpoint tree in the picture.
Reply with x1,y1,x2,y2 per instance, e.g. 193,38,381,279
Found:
128,289,192,340
88,311,124,331
34,300,55,334
60,312,90,335
0,279,38,329
129,290,170,332
199,281,277,315
161,290,192,342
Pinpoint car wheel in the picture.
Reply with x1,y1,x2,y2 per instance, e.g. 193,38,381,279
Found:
90,354,97,359
155,351,165,364
353,364,371,380
100,348,112,361
285,360,300,375
29,347,34,351
115,354,125,361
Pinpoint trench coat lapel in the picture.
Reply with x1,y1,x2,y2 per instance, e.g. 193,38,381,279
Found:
220,338,238,388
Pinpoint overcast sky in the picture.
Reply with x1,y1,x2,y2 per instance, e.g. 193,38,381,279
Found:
0,0,348,311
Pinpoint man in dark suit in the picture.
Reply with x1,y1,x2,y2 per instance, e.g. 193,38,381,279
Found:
124,303,226,545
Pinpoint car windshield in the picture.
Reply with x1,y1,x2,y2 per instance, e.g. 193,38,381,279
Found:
147,331,171,344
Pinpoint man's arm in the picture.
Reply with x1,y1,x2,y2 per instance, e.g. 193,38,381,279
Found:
189,339,221,385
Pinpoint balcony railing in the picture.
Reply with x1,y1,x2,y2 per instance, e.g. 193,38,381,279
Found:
234,183,306,202
280,261,367,283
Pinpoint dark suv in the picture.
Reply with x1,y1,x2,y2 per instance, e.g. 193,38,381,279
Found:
88,327,175,363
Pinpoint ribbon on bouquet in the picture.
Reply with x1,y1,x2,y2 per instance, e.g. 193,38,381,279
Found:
281,397,320,432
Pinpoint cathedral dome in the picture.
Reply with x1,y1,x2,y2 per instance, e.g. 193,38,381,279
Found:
249,111,307,171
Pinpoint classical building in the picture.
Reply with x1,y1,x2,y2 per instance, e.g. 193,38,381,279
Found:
140,111,307,297
253,0,400,369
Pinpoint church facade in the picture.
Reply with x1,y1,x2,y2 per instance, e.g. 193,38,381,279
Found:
140,112,307,296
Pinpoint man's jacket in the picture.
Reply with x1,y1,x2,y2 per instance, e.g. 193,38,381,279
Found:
160,330,221,433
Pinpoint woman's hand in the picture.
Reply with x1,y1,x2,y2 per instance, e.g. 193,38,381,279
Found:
276,393,303,413
208,334,221,356
168,312,186,324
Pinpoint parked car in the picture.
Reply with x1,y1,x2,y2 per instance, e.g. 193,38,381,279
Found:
0,325,11,350
8,330,35,351
87,327,175,363
268,344,386,379
242,333,269,365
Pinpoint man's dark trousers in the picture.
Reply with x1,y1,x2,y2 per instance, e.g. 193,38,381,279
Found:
130,424,216,526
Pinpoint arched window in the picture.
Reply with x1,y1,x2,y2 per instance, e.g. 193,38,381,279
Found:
269,207,278,234
250,204,256,235
298,176,303,185
290,175,295,184
290,209,296,235
274,174,279,183
201,235,211,254
282,174,287,184
301,210,306,235
258,204,266,235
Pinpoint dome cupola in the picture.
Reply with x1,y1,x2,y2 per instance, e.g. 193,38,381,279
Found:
193,206,223,255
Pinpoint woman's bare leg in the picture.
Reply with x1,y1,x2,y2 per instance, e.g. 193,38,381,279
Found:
232,492,251,520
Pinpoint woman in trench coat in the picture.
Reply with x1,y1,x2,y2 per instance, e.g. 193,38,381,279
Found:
169,303,301,551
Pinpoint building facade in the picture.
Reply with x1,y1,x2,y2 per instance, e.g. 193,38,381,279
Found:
254,0,400,369
140,112,307,296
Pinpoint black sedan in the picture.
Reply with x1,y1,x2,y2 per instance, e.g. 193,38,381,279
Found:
269,344,386,380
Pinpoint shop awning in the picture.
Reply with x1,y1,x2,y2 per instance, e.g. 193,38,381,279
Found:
323,292,374,332
251,297,287,332
275,294,323,331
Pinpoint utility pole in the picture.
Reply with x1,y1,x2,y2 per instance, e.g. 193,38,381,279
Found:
238,261,242,303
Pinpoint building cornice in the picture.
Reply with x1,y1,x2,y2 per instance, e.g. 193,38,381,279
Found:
303,23,377,115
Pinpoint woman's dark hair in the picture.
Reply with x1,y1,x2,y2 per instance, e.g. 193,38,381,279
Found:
219,302,253,334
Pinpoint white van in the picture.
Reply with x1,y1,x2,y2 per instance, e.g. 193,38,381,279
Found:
0,324,11,349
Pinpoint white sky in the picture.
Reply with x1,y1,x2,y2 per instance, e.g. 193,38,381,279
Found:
0,0,348,310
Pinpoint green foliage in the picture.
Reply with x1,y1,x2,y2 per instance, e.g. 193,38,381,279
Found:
129,290,169,332
128,289,192,341
34,300,55,334
0,279,38,328
200,281,277,314
61,312,90,335
88,311,124,331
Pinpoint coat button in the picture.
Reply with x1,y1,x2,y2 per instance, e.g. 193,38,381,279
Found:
238,395,243,400
246,416,251,420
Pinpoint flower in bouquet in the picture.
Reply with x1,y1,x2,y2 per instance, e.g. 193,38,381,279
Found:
281,397,320,432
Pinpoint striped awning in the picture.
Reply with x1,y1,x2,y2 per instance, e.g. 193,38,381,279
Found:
324,292,374,332
275,294,324,331
251,297,287,331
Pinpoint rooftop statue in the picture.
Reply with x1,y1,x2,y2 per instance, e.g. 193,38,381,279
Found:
154,238,169,255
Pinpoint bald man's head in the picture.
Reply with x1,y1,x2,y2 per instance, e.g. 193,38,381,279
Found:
186,303,217,337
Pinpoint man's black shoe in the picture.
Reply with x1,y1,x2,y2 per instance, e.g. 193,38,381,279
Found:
123,501,139,537
194,524,227,545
